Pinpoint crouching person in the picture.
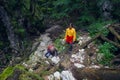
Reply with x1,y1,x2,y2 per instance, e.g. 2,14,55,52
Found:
45,44,58,58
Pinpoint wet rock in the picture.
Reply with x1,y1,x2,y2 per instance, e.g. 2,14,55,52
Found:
48,74,54,80
51,56,60,64
61,70,76,80
53,71,61,80
74,63,85,68
45,25,63,40
60,55,71,69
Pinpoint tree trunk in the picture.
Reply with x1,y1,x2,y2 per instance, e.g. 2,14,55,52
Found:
30,0,35,16
0,6,19,51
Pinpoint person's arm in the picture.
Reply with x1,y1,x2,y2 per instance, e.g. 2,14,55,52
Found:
54,49,58,56
64,29,67,40
73,28,76,42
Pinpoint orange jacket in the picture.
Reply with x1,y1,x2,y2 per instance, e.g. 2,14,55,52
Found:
64,27,76,42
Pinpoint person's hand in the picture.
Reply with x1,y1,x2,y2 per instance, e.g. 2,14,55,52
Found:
61,39,65,45
73,40,76,44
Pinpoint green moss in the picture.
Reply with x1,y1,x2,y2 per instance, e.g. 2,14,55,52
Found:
0,64,44,80
19,71,44,80
15,65,43,80
39,70,51,76
0,66,14,80
0,64,26,80
15,64,26,71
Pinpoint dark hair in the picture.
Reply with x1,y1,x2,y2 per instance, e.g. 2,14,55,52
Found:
70,23,73,27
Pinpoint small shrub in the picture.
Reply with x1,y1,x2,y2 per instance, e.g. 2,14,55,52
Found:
98,42,117,65
54,38,66,53
88,20,113,37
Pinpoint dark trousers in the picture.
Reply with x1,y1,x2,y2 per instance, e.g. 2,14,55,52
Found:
66,35,73,51
69,43,73,51
45,50,58,58
66,42,73,51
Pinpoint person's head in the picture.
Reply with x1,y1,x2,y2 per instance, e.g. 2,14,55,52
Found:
48,43,55,51
69,23,73,29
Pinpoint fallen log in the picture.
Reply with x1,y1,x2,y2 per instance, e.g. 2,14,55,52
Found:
78,25,120,49
108,26,120,41
80,33,101,49
79,32,120,49
72,68,120,80
112,23,120,31
100,35,120,48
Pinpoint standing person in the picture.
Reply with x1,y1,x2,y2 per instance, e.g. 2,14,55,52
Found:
64,23,76,51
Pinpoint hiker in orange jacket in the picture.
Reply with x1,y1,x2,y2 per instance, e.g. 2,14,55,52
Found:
64,23,76,51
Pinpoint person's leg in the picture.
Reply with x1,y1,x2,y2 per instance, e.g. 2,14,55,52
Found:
69,43,73,51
